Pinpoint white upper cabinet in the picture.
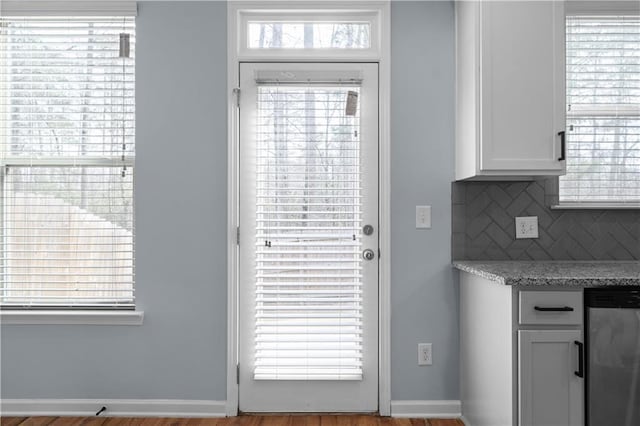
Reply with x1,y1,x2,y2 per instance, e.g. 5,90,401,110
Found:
455,0,567,180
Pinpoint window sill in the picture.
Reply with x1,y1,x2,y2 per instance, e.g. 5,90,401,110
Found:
0,310,144,325
551,203,640,210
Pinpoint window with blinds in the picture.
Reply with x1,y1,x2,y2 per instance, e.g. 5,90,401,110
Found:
254,84,363,380
0,17,135,308
560,16,640,204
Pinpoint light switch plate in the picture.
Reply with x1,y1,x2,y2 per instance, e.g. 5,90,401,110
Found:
515,216,539,239
416,206,431,229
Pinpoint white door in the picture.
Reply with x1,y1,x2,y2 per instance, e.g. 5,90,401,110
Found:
519,330,584,426
238,62,379,413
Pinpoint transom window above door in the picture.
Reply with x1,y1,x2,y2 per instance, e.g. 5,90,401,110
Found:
247,20,371,49
232,6,384,60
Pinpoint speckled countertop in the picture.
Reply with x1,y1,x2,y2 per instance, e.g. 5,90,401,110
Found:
453,260,640,287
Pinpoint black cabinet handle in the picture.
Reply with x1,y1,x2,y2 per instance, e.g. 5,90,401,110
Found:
575,341,584,378
534,306,574,312
558,131,566,161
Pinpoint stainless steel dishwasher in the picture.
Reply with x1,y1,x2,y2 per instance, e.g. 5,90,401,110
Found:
586,287,640,426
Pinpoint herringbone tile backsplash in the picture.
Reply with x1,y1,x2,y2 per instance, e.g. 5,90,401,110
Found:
452,179,640,260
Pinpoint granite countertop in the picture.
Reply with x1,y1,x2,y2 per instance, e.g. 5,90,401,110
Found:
453,260,640,287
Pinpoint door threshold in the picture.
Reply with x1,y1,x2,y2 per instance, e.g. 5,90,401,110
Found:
239,412,380,416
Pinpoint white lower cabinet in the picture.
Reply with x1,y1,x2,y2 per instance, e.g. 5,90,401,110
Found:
459,271,585,426
518,330,584,426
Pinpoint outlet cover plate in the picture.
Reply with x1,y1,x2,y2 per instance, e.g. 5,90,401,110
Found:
515,216,539,239
418,343,432,366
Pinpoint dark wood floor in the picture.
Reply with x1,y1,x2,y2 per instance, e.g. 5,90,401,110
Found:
1,417,465,426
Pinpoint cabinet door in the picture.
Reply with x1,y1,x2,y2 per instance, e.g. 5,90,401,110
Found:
480,1,565,173
519,330,583,426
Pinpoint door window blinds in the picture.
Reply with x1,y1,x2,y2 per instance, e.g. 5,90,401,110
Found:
0,16,135,308
254,84,363,380
560,16,640,204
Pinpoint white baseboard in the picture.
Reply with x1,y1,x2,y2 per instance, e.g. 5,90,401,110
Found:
0,399,226,418
2,398,461,420
390,400,462,418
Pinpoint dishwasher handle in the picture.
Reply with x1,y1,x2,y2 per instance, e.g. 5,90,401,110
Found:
534,306,574,312
574,340,584,378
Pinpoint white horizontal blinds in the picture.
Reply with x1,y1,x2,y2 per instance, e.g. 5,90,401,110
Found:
561,16,640,203
0,16,135,159
3,167,134,307
0,16,135,308
254,83,363,380
248,22,370,49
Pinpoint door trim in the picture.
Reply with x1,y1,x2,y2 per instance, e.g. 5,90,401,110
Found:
226,1,391,416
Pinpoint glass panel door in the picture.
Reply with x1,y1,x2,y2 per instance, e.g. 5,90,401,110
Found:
238,62,379,412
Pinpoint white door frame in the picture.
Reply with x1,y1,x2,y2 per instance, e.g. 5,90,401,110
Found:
226,0,391,416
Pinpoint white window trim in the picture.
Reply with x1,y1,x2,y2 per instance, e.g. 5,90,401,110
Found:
0,0,137,16
551,203,640,210
226,0,391,416
0,309,144,325
566,0,640,16
557,4,640,209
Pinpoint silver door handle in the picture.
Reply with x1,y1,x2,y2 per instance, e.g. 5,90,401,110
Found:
362,249,375,261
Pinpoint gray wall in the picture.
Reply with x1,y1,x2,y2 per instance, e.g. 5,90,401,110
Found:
390,1,458,400
1,1,459,403
1,1,229,400
452,179,640,260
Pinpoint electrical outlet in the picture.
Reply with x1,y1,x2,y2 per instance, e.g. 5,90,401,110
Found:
418,343,432,366
416,206,431,229
515,216,539,239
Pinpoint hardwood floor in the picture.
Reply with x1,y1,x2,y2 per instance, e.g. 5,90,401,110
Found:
0,417,465,426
